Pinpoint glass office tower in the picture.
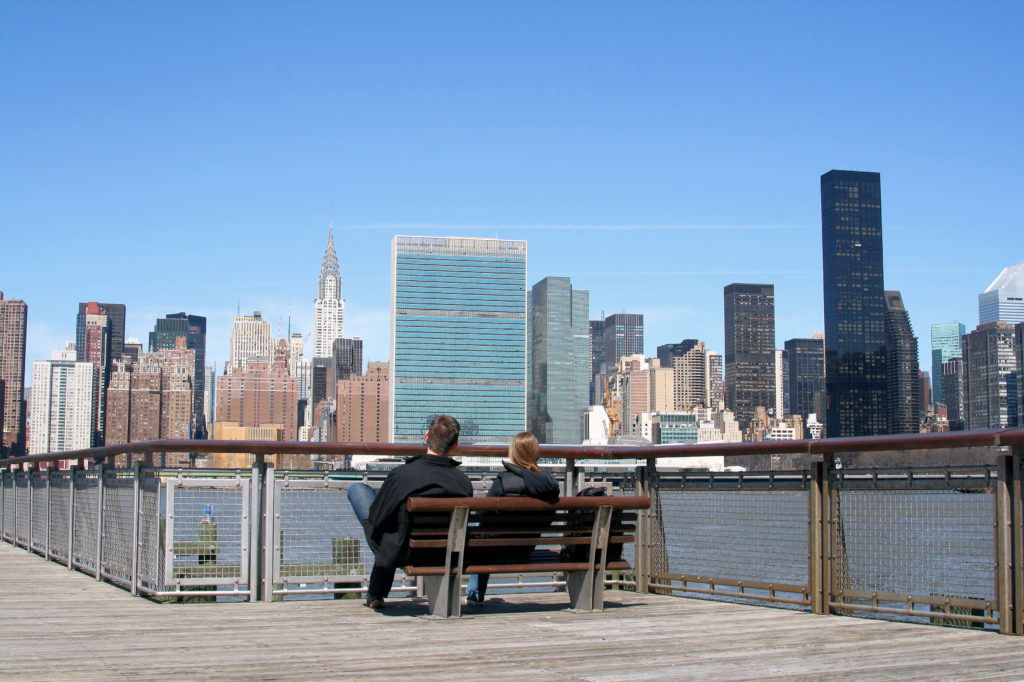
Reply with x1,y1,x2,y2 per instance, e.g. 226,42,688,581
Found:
930,322,966,405
390,236,527,444
821,170,888,437
528,276,590,444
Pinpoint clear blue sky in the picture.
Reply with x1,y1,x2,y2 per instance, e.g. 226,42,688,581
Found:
2,2,1021,381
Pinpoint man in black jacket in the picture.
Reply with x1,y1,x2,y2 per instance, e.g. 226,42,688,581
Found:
347,414,473,609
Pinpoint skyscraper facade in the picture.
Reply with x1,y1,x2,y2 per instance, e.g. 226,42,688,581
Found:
80,302,111,445
658,339,708,409
215,339,297,440
821,169,888,437
314,227,345,358
337,361,390,443
589,319,605,404
978,263,1024,325
229,312,272,374
0,292,28,454
884,290,921,434
930,322,966,406
29,346,95,455
76,302,125,363
149,312,207,437
785,337,825,422
941,357,965,431
390,236,527,444
961,321,1019,429
528,276,590,444
723,283,776,431
332,337,364,381
602,313,644,373
105,342,196,448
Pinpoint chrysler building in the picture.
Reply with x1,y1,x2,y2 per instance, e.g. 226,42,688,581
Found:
313,226,345,357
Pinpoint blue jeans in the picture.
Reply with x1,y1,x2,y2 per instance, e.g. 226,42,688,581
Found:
466,572,490,601
348,482,397,600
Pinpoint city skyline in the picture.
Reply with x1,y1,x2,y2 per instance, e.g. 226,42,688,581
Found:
3,3,1021,384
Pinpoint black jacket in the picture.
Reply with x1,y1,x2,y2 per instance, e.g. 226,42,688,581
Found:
487,461,560,503
364,453,473,568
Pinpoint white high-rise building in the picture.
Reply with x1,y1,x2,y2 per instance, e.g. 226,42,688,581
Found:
979,263,1024,325
29,344,95,455
314,226,345,358
229,312,272,374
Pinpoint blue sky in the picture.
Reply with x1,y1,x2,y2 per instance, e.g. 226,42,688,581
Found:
2,2,1021,381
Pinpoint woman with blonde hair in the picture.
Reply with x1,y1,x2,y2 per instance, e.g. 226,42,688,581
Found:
465,431,559,606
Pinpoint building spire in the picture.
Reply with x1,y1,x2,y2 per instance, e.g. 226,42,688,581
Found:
318,223,340,300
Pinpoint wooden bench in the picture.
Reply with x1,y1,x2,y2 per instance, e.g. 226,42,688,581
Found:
404,495,651,618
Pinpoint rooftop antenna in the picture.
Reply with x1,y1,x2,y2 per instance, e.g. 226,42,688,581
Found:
237,299,241,316
288,302,292,338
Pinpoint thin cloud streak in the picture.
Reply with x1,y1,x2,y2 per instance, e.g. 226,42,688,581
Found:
343,222,807,233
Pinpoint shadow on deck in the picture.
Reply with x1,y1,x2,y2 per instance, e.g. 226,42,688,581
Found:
1,543,1021,681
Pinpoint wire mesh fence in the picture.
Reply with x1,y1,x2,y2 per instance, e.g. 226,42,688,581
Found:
651,472,810,605
1,473,13,542
71,471,99,573
100,472,136,586
30,471,47,554
165,476,251,589
833,488,995,600
137,472,163,592
48,472,71,563
15,473,30,546
273,478,368,588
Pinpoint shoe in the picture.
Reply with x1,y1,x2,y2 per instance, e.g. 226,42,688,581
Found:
465,593,485,607
365,596,384,610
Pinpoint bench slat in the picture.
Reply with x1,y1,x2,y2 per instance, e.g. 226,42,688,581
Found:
406,559,632,576
409,534,635,549
406,495,651,512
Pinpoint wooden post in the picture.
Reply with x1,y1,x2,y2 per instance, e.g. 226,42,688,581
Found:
809,460,825,614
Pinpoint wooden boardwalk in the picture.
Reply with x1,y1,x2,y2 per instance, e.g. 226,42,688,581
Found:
1,543,1022,680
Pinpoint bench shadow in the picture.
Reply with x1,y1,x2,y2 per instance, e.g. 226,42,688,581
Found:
371,595,648,618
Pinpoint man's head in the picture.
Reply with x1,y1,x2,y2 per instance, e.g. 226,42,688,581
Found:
425,414,460,456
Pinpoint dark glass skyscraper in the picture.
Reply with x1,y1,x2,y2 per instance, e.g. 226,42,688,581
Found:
821,170,887,437
785,337,825,421
332,337,364,381
884,290,921,434
149,313,207,438
724,283,775,431
528,276,590,444
77,302,125,362
602,313,644,370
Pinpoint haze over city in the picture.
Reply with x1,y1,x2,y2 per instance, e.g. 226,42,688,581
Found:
3,2,1021,375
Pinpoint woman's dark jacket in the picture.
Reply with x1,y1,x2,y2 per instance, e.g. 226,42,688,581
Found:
475,462,560,564
364,453,473,568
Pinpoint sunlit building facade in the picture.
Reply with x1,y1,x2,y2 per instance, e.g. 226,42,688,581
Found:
390,236,527,444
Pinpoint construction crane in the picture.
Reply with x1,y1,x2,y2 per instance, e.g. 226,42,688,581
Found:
602,376,621,440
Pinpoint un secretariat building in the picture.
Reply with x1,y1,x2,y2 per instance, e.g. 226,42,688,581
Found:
390,235,527,444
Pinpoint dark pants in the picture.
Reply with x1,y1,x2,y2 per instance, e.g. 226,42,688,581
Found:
348,482,397,599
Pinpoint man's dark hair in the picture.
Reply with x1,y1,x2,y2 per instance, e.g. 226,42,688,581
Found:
426,415,460,455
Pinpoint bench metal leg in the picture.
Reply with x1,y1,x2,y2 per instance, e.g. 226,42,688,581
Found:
567,504,613,612
423,506,469,618
422,574,463,618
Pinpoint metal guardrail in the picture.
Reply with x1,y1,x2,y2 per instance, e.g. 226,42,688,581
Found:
2,428,1022,634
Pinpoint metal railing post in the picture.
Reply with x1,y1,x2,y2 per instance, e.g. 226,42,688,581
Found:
68,465,77,569
249,461,262,603
262,460,275,603
131,461,142,597
809,460,826,614
95,462,105,580
996,451,1020,635
46,467,52,561
1012,444,1023,635
565,458,577,496
27,464,35,552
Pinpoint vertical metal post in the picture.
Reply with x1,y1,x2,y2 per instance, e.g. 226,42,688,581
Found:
45,467,53,561
809,460,825,614
131,461,142,597
996,453,1015,634
262,461,275,602
1011,444,1023,636
249,462,262,603
822,461,836,615
95,462,105,580
636,459,654,594
564,458,577,496
68,465,77,569
27,464,35,552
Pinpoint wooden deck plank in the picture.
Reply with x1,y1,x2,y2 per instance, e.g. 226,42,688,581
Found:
1,543,1022,680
